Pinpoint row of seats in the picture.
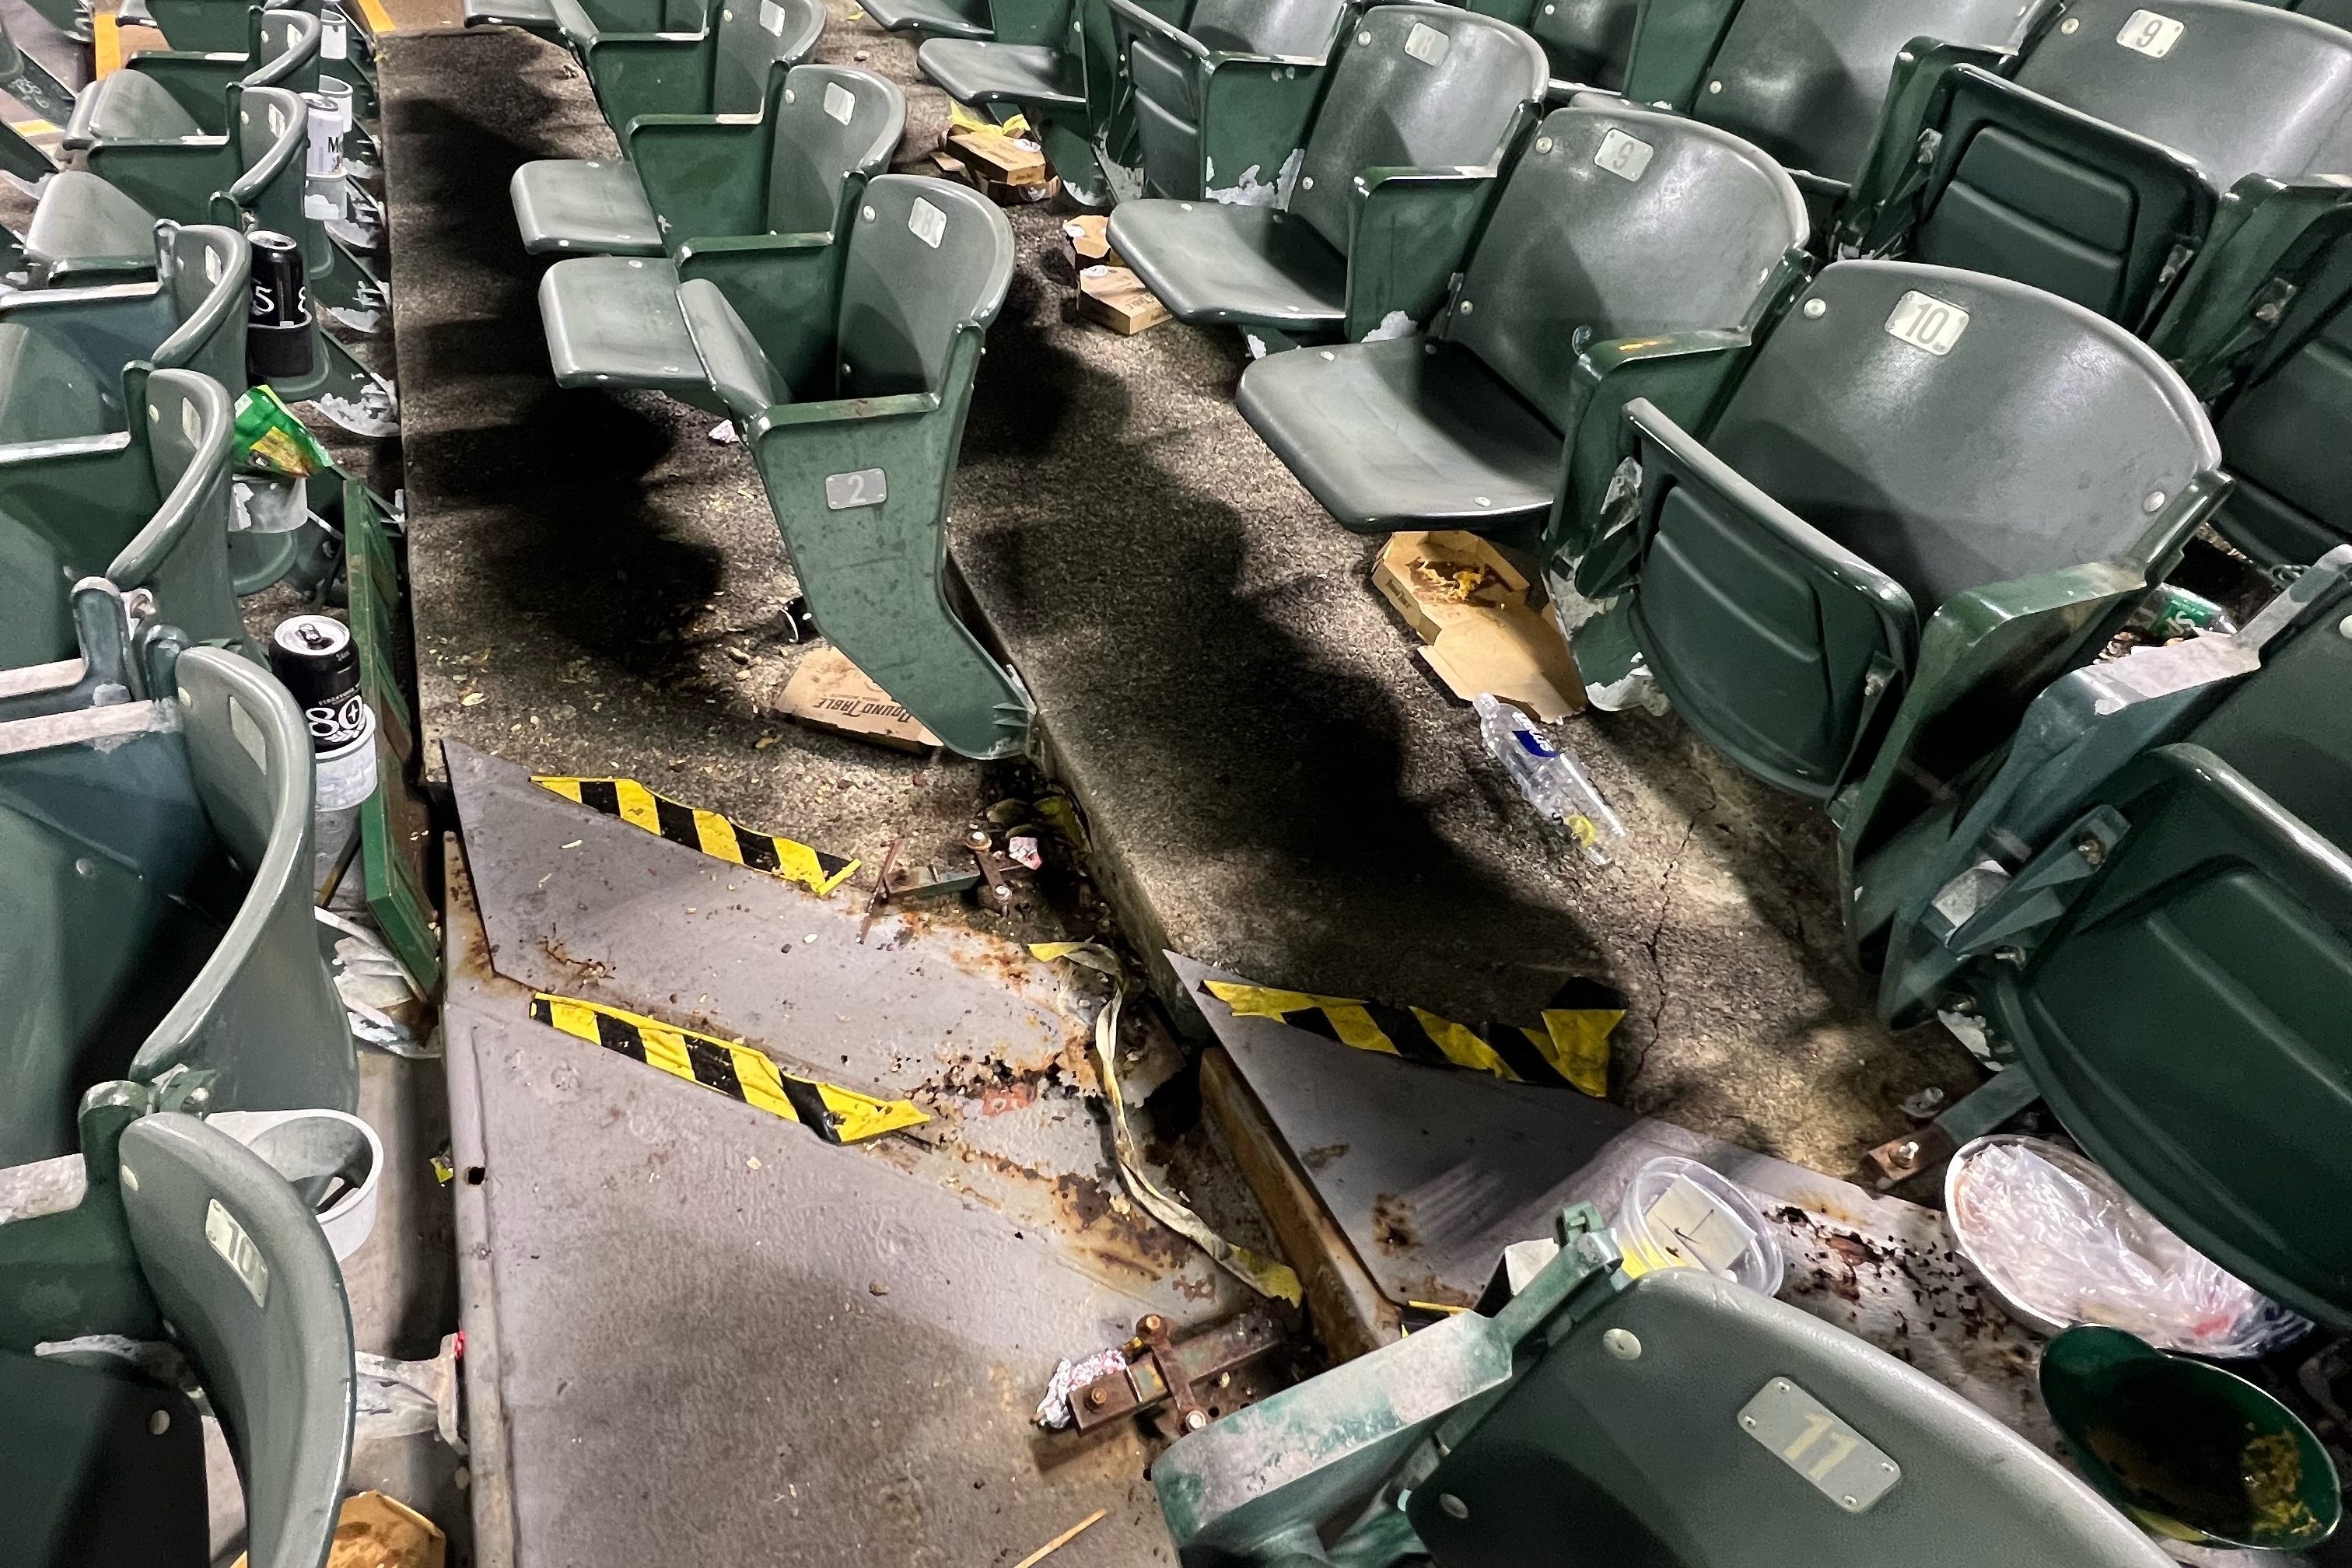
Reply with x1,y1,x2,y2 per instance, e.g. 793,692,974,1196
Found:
479,0,1039,759
905,0,2352,572
0,2,390,1561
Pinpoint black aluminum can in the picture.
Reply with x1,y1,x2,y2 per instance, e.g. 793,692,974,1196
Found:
248,229,309,327
268,614,367,754
247,229,316,381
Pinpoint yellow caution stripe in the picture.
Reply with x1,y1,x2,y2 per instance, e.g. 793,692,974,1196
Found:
530,993,927,1143
1201,979,1623,1099
534,775,858,895
352,0,396,32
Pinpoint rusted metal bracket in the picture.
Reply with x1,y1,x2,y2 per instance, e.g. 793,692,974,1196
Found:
1071,1310,1284,1435
1866,1065,2040,1188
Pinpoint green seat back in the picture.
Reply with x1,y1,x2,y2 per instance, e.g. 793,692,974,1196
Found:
2211,236,2352,566
835,173,1016,398
116,1111,354,1568
83,70,208,142
0,1349,208,1567
1409,1269,2173,1567
1190,0,1348,54
1915,0,2352,323
711,0,824,114
0,646,355,1165
0,321,115,443
1690,0,2030,184
762,65,906,235
983,0,1073,46
1629,261,2216,796
1984,740,2352,1328
1450,100,1804,432
1521,0,1639,88
2012,0,2352,191
1289,3,1547,259
0,367,241,669
2189,597,2352,844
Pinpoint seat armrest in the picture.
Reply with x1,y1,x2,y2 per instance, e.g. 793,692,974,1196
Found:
1545,247,1804,580
1831,471,2227,865
1838,37,2016,254
1342,163,1500,343
624,111,779,245
2151,175,2352,397
674,231,844,397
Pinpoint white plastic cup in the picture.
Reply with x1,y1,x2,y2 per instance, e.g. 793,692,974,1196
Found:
1612,1155,1786,1297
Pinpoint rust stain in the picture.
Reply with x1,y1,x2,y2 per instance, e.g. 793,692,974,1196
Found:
1370,1193,1419,1256
538,933,611,983
1300,1143,1349,1172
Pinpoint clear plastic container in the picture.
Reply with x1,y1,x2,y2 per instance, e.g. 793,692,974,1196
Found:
1612,1156,1785,1297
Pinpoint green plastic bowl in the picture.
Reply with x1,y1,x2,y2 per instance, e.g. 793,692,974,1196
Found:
2040,1325,2341,1552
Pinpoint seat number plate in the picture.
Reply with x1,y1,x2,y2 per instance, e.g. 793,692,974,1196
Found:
759,0,786,32
2116,9,2183,57
908,197,946,248
1594,128,1655,183
205,1198,272,1309
826,469,887,509
1740,1378,1899,1513
1404,21,1450,65
1883,290,1970,355
824,82,856,124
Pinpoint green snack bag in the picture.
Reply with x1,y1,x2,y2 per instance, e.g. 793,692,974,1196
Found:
234,385,337,479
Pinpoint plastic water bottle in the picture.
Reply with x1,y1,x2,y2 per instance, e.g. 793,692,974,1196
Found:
1474,694,1626,865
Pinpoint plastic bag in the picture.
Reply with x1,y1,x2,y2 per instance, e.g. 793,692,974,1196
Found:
1948,1139,2306,1358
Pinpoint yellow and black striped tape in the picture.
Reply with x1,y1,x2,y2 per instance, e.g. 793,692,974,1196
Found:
1202,980,1622,1098
535,775,858,896
530,992,927,1143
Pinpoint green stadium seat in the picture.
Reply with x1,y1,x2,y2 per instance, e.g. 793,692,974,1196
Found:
0,367,247,670
1570,261,2224,882
1100,0,1351,200
548,0,825,136
1853,0,2352,332
546,175,1029,756
1235,101,1805,535
512,63,901,258
1619,0,2042,215
1153,1206,2172,1566
63,6,320,152
0,644,356,1167
1108,4,1548,345
0,1102,355,1568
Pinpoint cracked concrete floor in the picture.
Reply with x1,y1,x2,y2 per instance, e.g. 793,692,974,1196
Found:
387,0,1980,1181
